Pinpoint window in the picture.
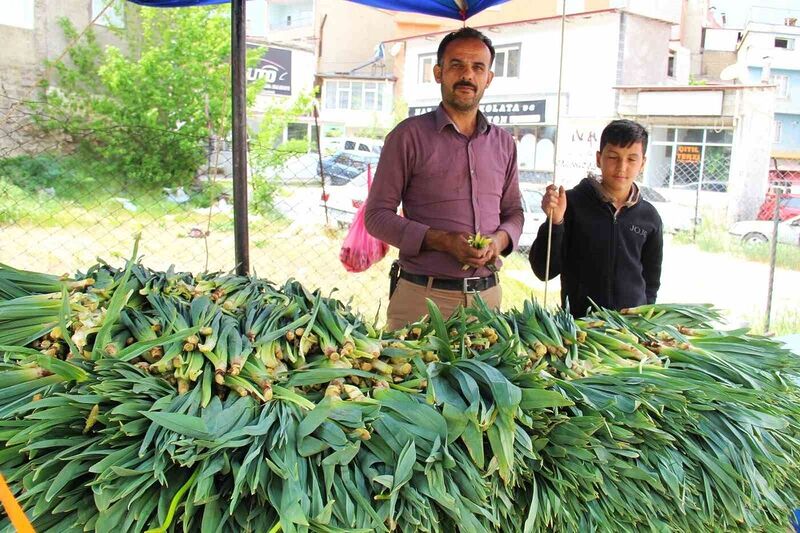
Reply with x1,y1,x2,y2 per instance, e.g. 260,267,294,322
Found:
418,54,435,83
0,0,34,29
287,123,308,141
773,120,782,144
324,80,389,111
324,81,337,110
771,75,790,98
337,83,351,109
775,37,795,50
493,45,521,78
667,53,676,78
92,0,125,28
645,126,733,191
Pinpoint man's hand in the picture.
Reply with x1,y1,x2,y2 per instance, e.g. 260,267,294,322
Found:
482,230,510,269
424,230,510,269
424,230,489,269
542,185,567,224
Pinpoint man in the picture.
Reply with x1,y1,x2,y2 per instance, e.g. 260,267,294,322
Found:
364,27,523,331
529,119,663,317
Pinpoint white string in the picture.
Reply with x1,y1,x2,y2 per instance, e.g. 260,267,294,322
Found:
543,0,568,308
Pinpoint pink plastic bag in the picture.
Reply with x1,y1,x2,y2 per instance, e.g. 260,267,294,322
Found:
339,166,388,272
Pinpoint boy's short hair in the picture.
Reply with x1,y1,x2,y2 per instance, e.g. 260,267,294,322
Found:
436,27,496,67
600,119,649,154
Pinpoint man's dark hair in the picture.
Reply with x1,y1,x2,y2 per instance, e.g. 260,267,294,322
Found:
600,119,649,154
436,27,495,67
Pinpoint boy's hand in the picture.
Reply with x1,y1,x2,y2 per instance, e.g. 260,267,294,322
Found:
542,185,567,224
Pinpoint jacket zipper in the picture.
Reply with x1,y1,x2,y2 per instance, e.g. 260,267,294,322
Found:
609,207,618,308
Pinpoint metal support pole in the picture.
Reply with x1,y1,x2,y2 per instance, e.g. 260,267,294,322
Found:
313,104,329,226
764,185,782,332
232,0,250,275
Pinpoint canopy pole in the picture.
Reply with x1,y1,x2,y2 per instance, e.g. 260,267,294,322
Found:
543,0,567,308
232,0,250,275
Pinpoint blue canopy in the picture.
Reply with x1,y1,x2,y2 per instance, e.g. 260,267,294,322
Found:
127,0,227,6
127,0,510,19
346,0,510,20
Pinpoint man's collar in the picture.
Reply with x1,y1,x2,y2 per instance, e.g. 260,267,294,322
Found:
435,103,491,135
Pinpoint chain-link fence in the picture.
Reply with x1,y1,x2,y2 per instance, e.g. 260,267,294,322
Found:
1,15,799,335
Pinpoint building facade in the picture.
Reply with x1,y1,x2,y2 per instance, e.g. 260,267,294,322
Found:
737,19,800,165
395,9,675,185
258,0,398,149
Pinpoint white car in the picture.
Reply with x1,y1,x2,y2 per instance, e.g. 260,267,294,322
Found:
517,183,698,253
325,137,383,156
320,167,373,228
729,214,800,246
517,185,547,253
639,185,700,233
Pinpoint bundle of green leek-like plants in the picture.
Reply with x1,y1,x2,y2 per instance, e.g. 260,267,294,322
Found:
1,244,800,533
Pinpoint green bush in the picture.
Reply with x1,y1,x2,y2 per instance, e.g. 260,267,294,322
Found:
251,177,280,215
0,178,40,223
0,155,96,196
33,8,265,188
188,180,230,209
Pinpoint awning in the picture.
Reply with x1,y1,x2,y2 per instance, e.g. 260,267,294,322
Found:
129,0,511,18
345,0,511,20
771,157,800,171
127,0,227,6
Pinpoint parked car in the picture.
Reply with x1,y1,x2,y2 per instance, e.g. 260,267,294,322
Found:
320,151,380,186
320,165,375,227
639,185,700,233
259,150,380,185
519,170,553,185
756,193,800,222
517,185,546,253
729,214,800,246
325,137,383,156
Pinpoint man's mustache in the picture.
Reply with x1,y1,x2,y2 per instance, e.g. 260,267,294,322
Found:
453,82,478,91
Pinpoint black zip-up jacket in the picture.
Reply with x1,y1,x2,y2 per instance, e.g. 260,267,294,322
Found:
529,178,663,317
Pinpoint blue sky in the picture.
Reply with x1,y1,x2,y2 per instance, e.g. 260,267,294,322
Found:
710,0,800,28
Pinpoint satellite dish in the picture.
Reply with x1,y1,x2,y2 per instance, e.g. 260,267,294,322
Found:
719,62,752,84
390,42,402,57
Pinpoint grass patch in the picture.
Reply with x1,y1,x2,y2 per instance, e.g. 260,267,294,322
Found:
745,307,800,337
674,217,800,271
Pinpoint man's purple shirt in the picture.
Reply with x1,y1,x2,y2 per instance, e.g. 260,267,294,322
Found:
364,104,523,279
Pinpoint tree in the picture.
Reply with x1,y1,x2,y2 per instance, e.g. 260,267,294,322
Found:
34,4,264,188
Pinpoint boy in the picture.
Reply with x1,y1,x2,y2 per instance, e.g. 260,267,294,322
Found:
528,119,663,317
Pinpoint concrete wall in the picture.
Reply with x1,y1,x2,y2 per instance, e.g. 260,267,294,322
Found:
728,86,776,220
0,0,130,156
738,24,800,72
402,11,624,117
620,13,673,85
681,0,708,78
773,112,800,155
702,50,737,79
315,0,396,75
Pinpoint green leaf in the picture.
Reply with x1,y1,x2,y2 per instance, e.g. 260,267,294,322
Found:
142,410,210,439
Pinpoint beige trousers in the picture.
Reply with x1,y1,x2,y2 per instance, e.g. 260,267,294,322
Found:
386,277,502,331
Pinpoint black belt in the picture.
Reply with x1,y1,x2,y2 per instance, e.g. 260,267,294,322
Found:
399,270,498,293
